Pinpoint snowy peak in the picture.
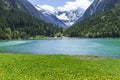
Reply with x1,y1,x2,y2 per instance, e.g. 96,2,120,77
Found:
35,5,67,28
55,8,85,26
35,5,85,27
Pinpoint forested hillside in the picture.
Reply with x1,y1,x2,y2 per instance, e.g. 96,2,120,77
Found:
78,0,119,21
65,1,120,38
0,0,62,40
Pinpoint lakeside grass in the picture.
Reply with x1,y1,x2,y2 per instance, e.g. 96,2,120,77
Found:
0,53,120,80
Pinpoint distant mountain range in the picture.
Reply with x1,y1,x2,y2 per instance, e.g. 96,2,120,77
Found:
35,5,85,27
54,8,84,26
0,0,95,28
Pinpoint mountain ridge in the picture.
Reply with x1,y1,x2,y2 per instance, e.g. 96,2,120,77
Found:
65,0,120,38
35,5,67,28
0,0,62,39
78,0,119,21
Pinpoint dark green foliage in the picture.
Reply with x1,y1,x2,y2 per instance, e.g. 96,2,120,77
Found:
65,4,120,38
0,8,62,40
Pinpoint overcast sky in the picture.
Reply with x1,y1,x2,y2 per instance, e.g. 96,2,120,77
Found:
27,0,93,12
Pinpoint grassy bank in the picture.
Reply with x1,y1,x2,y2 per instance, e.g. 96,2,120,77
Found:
0,53,120,80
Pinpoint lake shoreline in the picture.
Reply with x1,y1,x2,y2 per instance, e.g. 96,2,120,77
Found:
1,37,120,41
0,52,117,59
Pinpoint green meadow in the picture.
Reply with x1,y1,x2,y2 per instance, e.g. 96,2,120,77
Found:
0,53,120,80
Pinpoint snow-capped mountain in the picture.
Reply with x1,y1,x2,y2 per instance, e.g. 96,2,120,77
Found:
35,5,67,28
35,5,85,27
55,8,85,26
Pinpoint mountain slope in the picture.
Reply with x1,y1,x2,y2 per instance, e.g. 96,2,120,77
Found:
0,0,61,39
35,5,67,28
1,0,66,27
0,0,41,18
65,0,120,38
78,0,119,21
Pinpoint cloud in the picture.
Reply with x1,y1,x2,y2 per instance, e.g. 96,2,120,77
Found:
37,5,55,13
37,0,92,12
57,0,92,11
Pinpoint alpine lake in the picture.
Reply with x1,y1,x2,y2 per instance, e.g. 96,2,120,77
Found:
0,38,120,58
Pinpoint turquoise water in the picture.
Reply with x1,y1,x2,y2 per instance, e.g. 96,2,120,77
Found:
0,38,120,57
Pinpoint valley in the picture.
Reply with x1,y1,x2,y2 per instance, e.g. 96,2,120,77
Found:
0,0,120,79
